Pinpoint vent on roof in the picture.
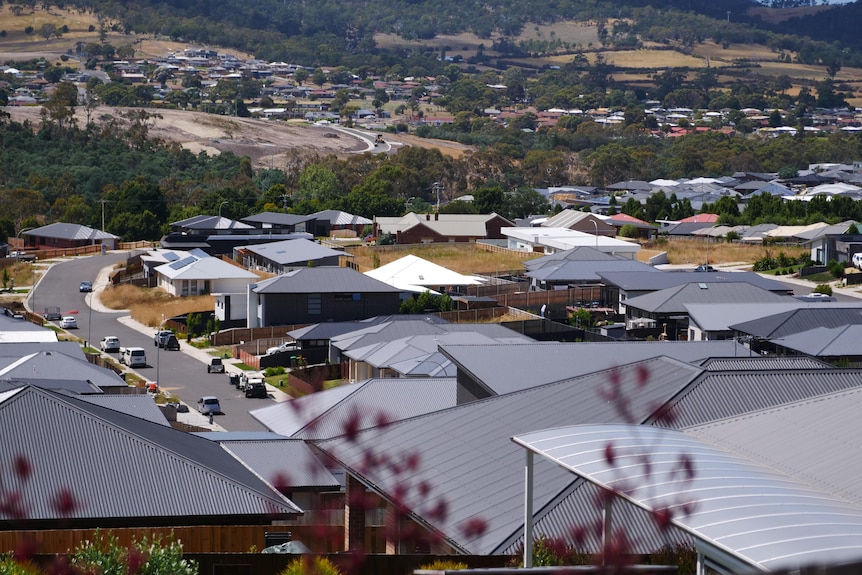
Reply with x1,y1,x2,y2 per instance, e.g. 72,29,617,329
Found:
698,283,708,289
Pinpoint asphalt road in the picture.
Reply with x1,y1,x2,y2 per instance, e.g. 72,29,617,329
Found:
32,254,270,431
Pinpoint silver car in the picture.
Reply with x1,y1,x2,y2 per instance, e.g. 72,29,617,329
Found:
197,396,221,415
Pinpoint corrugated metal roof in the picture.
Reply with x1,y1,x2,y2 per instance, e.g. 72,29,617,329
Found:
311,210,372,226
599,270,791,293
525,247,625,271
344,332,528,369
699,356,833,370
686,386,862,507
171,215,254,230
253,267,402,294
241,212,315,226
685,302,803,332
364,255,484,292
242,238,349,265
217,438,340,489
496,480,693,555
0,386,301,522
312,357,702,554
513,424,862,572
731,306,862,338
440,341,747,396
75,393,170,425
155,254,258,281
333,321,528,355
27,222,118,241
525,259,655,282
657,369,862,429
624,282,788,314
0,351,126,391
0,341,84,359
289,315,448,341
772,324,862,356
253,378,459,440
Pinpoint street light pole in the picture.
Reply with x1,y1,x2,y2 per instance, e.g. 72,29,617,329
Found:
156,314,164,390
591,219,599,251
15,227,34,262
218,200,229,218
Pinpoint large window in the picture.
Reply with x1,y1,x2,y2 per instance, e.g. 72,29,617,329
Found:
308,293,321,315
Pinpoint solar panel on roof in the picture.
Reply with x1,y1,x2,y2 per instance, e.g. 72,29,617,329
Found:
169,256,197,270
163,252,180,262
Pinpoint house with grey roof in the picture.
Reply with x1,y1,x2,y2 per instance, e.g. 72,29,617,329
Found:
23,222,119,251
729,304,862,342
540,209,616,236
310,209,373,238
246,267,402,328
236,238,352,275
771,324,862,363
599,270,793,314
160,214,312,254
240,211,316,234
623,282,792,339
0,350,127,393
0,385,301,532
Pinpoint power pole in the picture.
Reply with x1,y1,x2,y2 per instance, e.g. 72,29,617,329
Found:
100,199,108,231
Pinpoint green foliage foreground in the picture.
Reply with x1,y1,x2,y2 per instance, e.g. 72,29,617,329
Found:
0,531,197,575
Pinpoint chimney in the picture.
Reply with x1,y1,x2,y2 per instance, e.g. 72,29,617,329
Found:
435,213,439,221
426,214,430,221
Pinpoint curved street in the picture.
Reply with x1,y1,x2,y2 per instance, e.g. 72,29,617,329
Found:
29,252,272,432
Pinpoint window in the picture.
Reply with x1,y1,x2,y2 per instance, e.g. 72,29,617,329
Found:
308,293,321,315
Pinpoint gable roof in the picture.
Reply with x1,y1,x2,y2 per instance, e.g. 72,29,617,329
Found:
312,356,703,555
252,267,402,294
0,351,126,392
332,319,526,354
25,222,118,241
364,254,484,293
541,210,610,229
311,210,372,226
170,214,254,230
623,282,789,314
375,212,513,237
240,212,316,226
251,377,459,439
0,386,301,524
240,238,351,265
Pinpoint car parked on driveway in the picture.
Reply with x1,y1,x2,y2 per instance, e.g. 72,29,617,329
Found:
79,281,93,292
207,358,226,373
197,396,221,415
99,336,120,353
59,316,78,329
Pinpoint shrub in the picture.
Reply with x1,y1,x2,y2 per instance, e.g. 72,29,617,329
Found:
0,556,41,575
619,223,638,238
265,366,286,377
827,259,845,278
70,531,197,575
278,557,342,575
813,283,833,296
420,560,468,571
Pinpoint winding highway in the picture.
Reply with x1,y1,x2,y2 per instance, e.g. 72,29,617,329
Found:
31,253,271,431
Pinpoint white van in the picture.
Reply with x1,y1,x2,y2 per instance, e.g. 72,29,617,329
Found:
853,252,862,270
120,346,147,367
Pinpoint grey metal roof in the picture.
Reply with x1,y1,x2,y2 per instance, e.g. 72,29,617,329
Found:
0,378,102,395
623,282,789,314
241,212,316,226
730,305,862,338
662,222,715,236
685,302,803,332
0,351,126,391
0,386,301,523
440,341,748,396
332,320,528,354
215,438,340,490
512,424,862,572
686,386,862,508
289,315,448,341
795,221,854,241
312,357,703,554
0,341,83,358
311,210,372,226
241,238,350,265
74,393,170,425
599,270,791,293
771,324,862,356
252,378,459,440
655,367,862,429
390,351,457,377
699,356,834,370
170,214,253,230
252,267,402,294
26,222,118,241
525,246,626,271
525,259,656,282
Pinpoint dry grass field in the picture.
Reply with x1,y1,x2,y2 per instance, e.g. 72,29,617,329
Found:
644,238,809,267
98,284,215,327
348,244,539,274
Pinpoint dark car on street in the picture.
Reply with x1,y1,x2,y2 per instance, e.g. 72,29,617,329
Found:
207,358,226,373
